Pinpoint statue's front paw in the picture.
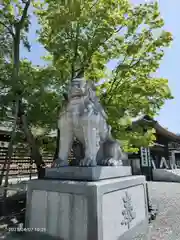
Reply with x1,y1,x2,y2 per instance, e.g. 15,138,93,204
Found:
100,158,123,166
79,158,97,167
52,158,69,168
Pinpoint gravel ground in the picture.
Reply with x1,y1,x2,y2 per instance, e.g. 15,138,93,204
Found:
1,181,180,240
136,181,180,240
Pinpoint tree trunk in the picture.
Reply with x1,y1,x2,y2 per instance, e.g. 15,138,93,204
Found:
0,25,21,187
0,100,19,186
19,106,45,178
0,100,19,215
8,11,45,179
0,0,45,185
53,105,62,164
0,24,21,188
53,128,60,161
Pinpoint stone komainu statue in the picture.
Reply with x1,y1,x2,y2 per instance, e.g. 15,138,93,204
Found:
53,77,127,167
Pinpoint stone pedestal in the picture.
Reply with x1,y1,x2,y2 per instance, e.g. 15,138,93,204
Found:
45,166,132,181
25,170,148,240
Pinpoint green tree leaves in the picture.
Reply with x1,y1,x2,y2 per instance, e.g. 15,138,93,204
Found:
0,0,174,154
36,0,173,152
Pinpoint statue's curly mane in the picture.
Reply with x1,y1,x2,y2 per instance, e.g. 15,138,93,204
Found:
84,81,108,120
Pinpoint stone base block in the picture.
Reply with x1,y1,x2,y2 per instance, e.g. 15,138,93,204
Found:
45,166,132,181
25,176,148,240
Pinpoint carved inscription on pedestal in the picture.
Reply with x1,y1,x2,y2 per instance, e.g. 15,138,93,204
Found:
121,191,136,229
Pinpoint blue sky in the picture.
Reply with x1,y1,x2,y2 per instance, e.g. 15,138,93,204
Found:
21,0,180,133
155,0,180,133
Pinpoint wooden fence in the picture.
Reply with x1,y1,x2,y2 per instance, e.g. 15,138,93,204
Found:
0,141,76,180
0,142,53,179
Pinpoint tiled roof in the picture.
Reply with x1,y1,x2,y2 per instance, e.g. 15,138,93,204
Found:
132,115,180,142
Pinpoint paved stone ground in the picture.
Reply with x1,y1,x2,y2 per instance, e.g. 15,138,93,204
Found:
1,181,180,240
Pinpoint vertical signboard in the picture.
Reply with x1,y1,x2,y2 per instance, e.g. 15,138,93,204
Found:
140,147,151,167
140,147,152,181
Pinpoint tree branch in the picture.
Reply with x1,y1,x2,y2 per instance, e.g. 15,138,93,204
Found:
105,51,145,104
106,55,128,97
89,25,124,62
76,26,124,77
19,0,31,29
71,22,80,80
0,21,15,37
